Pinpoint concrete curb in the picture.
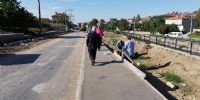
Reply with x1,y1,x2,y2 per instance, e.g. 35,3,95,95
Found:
144,80,168,100
113,52,167,100
76,37,86,100
113,52,146,80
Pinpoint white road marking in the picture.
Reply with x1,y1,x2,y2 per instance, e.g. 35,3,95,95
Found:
37,56,56,66
58,46,77,48
32,83,48,94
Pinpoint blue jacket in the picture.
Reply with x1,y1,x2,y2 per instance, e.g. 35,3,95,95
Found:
123,40,135,57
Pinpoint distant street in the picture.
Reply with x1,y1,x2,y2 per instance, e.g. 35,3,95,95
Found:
0,32,85,100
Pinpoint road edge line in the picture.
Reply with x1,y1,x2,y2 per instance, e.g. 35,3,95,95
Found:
76,35,86,100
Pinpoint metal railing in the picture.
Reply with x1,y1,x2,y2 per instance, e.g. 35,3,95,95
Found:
123,32,200,56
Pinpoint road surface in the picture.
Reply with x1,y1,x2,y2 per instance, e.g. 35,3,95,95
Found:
0,32,85,100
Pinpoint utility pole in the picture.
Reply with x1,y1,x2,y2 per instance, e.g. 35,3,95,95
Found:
38,0,42,34
64,10,67,25
64,10,68,32
190,14,193,34
67,9,74,23
67,9,74,29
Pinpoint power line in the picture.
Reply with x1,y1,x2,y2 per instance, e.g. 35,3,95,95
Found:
67,9,74,23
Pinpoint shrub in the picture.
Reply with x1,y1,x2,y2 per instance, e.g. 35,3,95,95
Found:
161,72,183,84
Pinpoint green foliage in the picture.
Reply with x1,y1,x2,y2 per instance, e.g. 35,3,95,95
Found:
90,18,99,26
196,8,200,27
136,14,141,20
156,24,168,34
116,19,129,31
161,72,183,84
111,38,118,46
168,24,179,32
0,0,37,31
188,32,200,39
140,16,179,34
179,45,189,49
104,18,117,31
55,13,69,25
157,24,179,34
113,30,121,34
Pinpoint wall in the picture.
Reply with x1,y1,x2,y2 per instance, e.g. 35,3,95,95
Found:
165,19,182,25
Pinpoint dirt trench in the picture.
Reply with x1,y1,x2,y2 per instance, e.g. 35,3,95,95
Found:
104,32,200,100
135,40,200,100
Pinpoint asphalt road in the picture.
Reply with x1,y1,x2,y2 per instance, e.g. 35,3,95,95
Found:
0,32,86,100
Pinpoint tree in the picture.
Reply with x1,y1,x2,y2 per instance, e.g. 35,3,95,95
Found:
117,19,129,31
0,0,37,32
55,13,69,24
90,18,99,26
157,24,168,34
136,14,141,20
196,8,200,27
157,24,179,34
99,19,106,29
140,15,166,34
168,24,179,32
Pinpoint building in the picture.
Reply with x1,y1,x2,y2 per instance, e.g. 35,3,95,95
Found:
52,12,66,23
138,16,151,24
165,15,196,33
34,18,51,24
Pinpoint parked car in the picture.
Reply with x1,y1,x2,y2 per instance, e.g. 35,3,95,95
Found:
164,32,183,38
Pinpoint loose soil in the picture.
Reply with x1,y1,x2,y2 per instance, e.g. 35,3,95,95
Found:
104,32,200,100
0,37,57,55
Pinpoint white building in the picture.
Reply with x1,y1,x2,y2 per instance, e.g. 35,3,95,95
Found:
165,16,196,33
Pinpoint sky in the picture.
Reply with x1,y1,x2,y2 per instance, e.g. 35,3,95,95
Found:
18,0,200,24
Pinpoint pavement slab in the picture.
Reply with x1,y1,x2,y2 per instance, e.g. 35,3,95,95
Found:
82,45,166,100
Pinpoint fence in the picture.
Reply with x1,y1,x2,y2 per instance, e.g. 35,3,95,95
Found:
123,32,200,57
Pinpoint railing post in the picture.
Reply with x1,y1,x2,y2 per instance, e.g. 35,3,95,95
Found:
164,37,166,47
156,36,158,44
175,38,178,50
190,41,193,54
149,36,151,44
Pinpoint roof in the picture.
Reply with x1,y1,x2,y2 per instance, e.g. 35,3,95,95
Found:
52,13,65,17
165,16,191,20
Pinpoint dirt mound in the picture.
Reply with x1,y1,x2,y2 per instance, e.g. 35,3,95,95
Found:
135,41,200,100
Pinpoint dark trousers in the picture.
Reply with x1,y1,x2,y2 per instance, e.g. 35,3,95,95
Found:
88,48,97,63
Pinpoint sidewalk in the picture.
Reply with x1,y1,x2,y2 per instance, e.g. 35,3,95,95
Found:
82,45,166,100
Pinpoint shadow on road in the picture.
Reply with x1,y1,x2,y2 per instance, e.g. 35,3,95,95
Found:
55,35,85,39
94,60,123,66
0,54,40,65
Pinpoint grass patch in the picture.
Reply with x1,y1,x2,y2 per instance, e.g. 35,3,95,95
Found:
161,72,183,84
139,63,153,68
179,45,189,49
188,32,200,39
111,38,118,46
